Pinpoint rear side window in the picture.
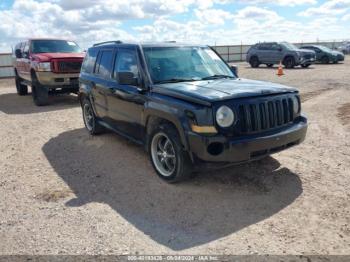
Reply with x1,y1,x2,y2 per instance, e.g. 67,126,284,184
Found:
81,48,98,74
23,42,29,58
95,50,113,78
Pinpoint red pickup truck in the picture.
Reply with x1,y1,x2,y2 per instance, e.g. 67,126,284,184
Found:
13,38,84,106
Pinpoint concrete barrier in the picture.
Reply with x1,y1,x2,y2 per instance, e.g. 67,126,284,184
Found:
0,53,14,78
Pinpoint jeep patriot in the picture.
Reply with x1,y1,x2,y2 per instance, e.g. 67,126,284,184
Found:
13,38,84,106
79,41,308,182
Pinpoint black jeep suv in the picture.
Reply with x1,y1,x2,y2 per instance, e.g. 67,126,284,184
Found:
79,41,308,183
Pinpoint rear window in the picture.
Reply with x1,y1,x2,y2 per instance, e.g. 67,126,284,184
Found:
81,48,98,74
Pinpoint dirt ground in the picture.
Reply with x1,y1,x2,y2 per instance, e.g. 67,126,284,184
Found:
0,60,350,255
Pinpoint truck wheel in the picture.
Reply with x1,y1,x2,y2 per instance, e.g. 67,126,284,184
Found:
15,75,28,96
82,98,104,135
31,73,49,106
321,56,330,64
249,57,260,68
32,85,49,106
149,123,192,183
283,57,295,69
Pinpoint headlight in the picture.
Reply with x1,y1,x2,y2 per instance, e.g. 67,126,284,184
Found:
291,96,300,114
36,62,51,72
216,106,235,128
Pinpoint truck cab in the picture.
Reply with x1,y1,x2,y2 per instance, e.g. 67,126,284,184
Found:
13,38,85,106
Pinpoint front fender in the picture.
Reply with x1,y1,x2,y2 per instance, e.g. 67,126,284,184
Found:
143,101,191,151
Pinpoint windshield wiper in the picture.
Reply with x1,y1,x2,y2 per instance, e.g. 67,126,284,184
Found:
154,78,197,84
201,75,235,80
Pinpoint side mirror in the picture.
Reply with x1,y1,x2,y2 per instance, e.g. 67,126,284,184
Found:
118,72,139,86
230,65,238,77
15,49,22,59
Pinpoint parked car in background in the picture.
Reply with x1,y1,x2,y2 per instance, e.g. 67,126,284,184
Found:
246,42,316,69
338,42,350,54
79,41,307,183
13,38,85,106
300,45,345,64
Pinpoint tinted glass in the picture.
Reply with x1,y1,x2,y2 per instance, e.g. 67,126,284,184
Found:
271,43,281,50
31,40,81,53
281,42,299,51
143,46,234,83
81,48,98,73
114,49,139,78
96,50,113,78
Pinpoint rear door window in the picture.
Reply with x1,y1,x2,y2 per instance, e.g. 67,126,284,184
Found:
95,49,114,78
22,42,29,58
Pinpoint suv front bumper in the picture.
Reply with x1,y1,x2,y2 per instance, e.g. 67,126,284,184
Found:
36,71,80,88
187,117,307,164
299,57,315,65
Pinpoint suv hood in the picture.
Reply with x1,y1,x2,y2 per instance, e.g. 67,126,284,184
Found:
297,49,315,56
32,52,85,62
153,78,297,105
332,50,344,56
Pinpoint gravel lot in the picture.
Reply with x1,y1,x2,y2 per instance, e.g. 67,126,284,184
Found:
0,60,349,255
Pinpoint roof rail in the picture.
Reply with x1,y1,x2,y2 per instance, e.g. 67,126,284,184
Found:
93,41,122,47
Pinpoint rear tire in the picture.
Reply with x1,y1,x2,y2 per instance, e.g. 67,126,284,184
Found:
15,75,28,96
249,56,260,68
148,123,192,183
321,56,330,64
82,98,104,135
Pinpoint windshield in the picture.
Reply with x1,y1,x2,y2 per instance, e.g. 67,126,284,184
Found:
281,42,299,51
31,40,82,53
318,46,333,52
142,46,235,84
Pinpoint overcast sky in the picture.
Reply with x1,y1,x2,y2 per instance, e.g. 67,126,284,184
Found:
0,0,349,52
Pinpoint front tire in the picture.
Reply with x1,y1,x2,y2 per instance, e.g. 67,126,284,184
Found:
31,73,49,106
283,57,295,69
15,75,28,96
149,124,192,183
82,98,104,135
32,85,49,106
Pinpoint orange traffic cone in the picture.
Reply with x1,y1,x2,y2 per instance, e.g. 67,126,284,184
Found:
277,61,284,76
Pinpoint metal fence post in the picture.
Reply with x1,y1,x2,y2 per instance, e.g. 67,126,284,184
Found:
240,41,243,62
227,46,230,63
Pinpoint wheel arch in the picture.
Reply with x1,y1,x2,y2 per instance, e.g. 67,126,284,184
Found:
143,109,190,153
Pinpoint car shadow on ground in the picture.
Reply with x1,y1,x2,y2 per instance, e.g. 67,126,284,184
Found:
0,92,79,114
42,128,303,251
